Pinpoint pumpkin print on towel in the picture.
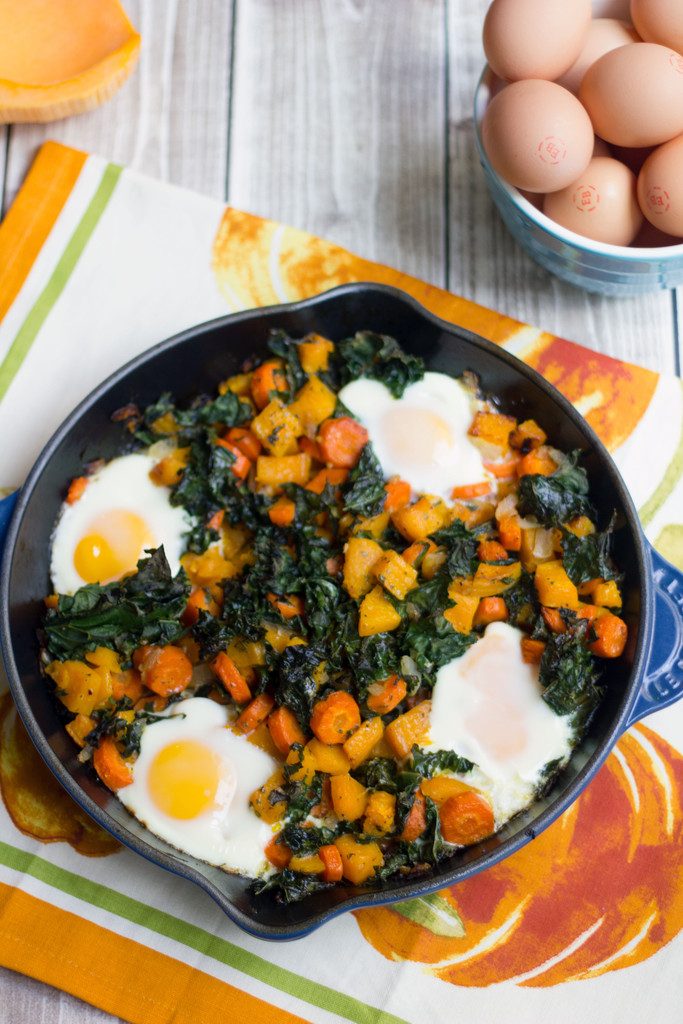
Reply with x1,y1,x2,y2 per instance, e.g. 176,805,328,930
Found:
355,724,683,987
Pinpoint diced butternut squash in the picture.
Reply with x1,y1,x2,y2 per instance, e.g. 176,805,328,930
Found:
363,791,396,835
250,399,303,456
521,637,546,664
289,375,337,433
226,638,266,668
517,448,557,478
289,853,325,874
306,738,351,775
420,775,473,805
449,562,522,599
330,773,368,821
510,419,547,451
256,453,311,487
535,560,579,608
334,834,384,884
443,592,479,634
564,515,595,537
65,713,95,748
592,579,622,608
250,769,286,823
392,496,449,541
450,501,496,529
498,515,522,552
343,716,385,768
264,623,303,654
385,700,432,760
373,549,418,600
358,586,402,636
343,537,384,600
352,511,390,539
285,744,317,783
219,372,252,396
149,447,189,487
298,334,335,374
468,411,516,449
46,651,114,716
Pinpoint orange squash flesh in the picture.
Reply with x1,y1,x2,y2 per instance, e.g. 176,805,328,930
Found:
0,0,141,124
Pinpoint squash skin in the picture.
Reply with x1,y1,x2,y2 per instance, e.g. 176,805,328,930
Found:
0,1,140,125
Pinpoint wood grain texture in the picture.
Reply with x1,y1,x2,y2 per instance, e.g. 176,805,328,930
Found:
2,0,233,209
229,0,447,284
0,967,125,1024
447,0,678,375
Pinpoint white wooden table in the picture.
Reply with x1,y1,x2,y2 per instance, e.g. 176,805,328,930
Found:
0,1,679,1021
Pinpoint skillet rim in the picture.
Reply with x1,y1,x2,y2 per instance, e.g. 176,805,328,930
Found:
0,282,652,939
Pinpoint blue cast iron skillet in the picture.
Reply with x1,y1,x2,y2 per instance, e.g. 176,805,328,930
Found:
1,283,682,940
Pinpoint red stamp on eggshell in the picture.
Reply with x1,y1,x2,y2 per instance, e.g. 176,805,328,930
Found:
537,136,567,166
647,186,671,215
572,184,600,214
670,51,683,74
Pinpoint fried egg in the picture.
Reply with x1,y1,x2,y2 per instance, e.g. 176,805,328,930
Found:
50,452,191,594
118,698,277,876
338,372,487,501
426,622,573,825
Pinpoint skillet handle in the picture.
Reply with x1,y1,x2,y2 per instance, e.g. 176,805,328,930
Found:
624,545,683,728
0,492,18,552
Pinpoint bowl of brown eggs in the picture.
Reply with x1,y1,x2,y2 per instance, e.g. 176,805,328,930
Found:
473,0,683,295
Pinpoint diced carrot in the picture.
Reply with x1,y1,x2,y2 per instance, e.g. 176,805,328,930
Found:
267,706,306,755
211,652,252,704
111,669,144,703
541,607,566,634
589,614,627,658
134,694,168,714
267,592,304,620
268,496,296,527
576,603,601,624
136,645,193,697
92,737,133,791
299,436,323,461
498,515,522,552
265,835,292,869
306,467,349,493
521,637,545,664
452,481,491,500
235,693,276,733
517,448,557,478
366,675,407,715
384,478,411,511
400,790,427,842
66,476,88,504
319,843,344,882
473,597,508,627
182,586,211,626
318,417,369,468
251,359,287,410
207,509,224,531
440,791,495,845
402,540,437,570
310,691,361,745
326,555,342,576
477,539,509,562
215,438,251,480
226,426,262,461
483,455,521,478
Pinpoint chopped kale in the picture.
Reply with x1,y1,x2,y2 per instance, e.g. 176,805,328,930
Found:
539,628,604,726
275,646,325,726
431,520,480,578
561,516,620,586
353,757,399,793
402,614,476,689
336,330,425,398
410,747,475,777
44,548,189,661
346,631,401,698
517,451,593,526
502,571,538,628
278,823,339,855
342,444,387,518
252,869,333,903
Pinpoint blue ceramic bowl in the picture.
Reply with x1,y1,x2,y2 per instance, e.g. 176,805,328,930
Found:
473,67,683,296
1,283,682,939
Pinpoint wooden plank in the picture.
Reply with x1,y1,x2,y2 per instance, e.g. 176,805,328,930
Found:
446,0,678,376
229,0,447,284
3,0,233,209
0,967,124,1024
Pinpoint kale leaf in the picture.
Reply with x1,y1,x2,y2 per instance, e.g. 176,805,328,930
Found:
336,331,425,398
279,823,339,855
561,517,620,585
517,451,593,526
266,329,307,398
342,444,387,518
274,645,325,726
431,520,479,578
353,757,399,792
539,628,604,726
44,548,189,661
252,868,333,903
402,614,477,689
411,747,474,777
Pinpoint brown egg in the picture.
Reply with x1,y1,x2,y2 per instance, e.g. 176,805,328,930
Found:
543,157,643,245
557,19,639,95
580,43,683,147
631,0,683,55
483,0,591,82
482,80,594,193
637,135,683,237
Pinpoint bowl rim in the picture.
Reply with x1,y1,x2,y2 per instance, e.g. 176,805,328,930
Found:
0,282,653,939
473,65,683,262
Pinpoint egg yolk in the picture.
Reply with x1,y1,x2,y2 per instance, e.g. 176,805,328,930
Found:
148,740,222,819
381,405,454,467
73,510,152,583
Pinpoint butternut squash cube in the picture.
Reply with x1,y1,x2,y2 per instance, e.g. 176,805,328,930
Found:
256,453,311,487
219,372,252,396
385,700,432,760
449,561,522,599
535,560,579,609
420,775,473,806
306,738,351,775
330,773,368,821
285,744,317,783
334,834,384,884
250,769,286,823
289,853,325,874
392,496,449,541
149,447,189,486
298,335,335,374
343,537,384,600
289,376,337,433
251,399,303,456
358,586,402,636
510,419,547,451
592,579,622,608
564,515,595,538
468,411,516,450
343,716,385,768
373,549,418,600
443,593,479,634
363,790,396,835
352,511,390,539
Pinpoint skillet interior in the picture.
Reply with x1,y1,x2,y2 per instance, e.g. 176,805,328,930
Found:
0,283,649,938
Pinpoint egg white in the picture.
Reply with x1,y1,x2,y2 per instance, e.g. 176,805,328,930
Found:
50,452,191,594
118,697,277,877
338,372,487,501
425,622,574,826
